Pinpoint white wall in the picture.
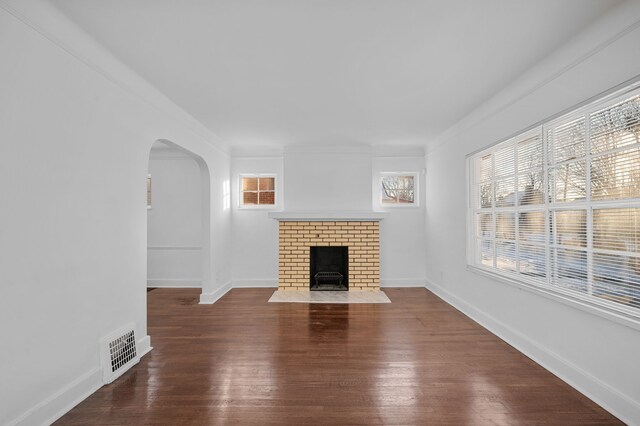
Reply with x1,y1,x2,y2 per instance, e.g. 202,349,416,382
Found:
281,145,429,284
231,155,284,287
425,2,640,423
230,147,427,287
148,145,203,287
0,2,231,425
284,146,373,211
373,151,427,286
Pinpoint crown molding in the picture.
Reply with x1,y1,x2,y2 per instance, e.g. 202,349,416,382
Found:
427,1,640,155
0,0,229,155
284,145,373,155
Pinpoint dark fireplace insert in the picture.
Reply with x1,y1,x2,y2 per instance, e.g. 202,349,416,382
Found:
310,246,348,291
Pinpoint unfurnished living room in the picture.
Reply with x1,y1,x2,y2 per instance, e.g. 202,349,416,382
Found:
2,0,640,425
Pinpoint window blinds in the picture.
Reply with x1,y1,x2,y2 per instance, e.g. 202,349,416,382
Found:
470,85,640,317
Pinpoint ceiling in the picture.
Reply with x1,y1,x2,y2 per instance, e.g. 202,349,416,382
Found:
51,0,621,151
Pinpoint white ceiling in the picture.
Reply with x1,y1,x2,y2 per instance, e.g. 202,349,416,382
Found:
51,0,620,151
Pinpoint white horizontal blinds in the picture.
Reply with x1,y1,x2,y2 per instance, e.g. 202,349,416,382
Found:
590,94,640,201
548,116,586,203
554,210,587,247
476,212,494,267
593,209,640,308
590,94,640,154
479,154,493,208
515,131,545,283
549,209,588,293
549,116,586,162
548,114,589,296
587,92,640,310
519,211,546,279
496,212,515,272
517,135,544,206
494,145,515,207
472,129,546,281
592,150,640,200
471,83,640,317
474,154,494,267
547,90,640,311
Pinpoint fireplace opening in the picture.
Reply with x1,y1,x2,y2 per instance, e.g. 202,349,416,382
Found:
310,246,348,291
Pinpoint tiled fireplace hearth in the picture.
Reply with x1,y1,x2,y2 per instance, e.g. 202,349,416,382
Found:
275,217,382,291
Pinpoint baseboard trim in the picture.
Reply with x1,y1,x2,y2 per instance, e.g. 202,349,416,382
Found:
147,279,201,288
230,278,426,289
424,279,640,425
380,278,427,288
8,334,154,426
199,281,232,304
8,367,102,426
138,335,153,357
233,279,277,288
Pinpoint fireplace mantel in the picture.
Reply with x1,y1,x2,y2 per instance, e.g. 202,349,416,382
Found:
268,211,387,221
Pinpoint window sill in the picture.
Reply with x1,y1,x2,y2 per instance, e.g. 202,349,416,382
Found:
238,205,277,210
380,204,420,209
466,264,640,332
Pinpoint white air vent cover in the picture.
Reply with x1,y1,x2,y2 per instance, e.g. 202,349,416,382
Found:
99,323,140,384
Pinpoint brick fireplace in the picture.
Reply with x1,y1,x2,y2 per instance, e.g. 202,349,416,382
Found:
277,220,381,291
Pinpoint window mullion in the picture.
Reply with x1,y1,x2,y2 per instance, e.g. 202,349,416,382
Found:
543,127,551,286
549,125,558,288
585,111,594,296
514,141,520,274
492,153,497,268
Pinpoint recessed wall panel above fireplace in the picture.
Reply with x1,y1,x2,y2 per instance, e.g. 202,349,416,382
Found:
283,146,373,211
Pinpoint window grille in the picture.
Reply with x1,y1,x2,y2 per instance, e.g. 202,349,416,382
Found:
240,175,276,207
381,173,418,205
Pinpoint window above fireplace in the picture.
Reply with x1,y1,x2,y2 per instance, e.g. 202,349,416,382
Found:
380,172,419,207
239,174,277,208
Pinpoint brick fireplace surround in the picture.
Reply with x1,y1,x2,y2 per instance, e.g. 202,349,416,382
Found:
277,221,380,291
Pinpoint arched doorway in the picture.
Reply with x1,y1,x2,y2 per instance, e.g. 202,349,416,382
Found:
146,140,211,294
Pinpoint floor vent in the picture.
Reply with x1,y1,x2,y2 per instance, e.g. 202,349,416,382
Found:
100,323,140,384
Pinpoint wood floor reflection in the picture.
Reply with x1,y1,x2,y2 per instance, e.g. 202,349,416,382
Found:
56,288,622,425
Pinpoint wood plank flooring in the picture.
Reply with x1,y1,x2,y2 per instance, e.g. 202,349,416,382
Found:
57,288,622,425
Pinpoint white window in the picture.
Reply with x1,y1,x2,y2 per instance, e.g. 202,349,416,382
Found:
468,83,640,319
146,174,152,210
380,172,418,206
239,174,276,208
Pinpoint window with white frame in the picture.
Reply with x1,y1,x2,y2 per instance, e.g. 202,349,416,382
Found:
146,174,152,209
239,174,276,207
469,83,640,318
380,173,418,206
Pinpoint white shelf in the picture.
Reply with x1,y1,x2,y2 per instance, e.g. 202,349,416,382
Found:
268,211,388,221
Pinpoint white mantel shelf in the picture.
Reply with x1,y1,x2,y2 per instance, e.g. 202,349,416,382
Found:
268,211,388,221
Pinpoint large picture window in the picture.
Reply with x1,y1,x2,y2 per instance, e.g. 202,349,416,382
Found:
469,83,640,318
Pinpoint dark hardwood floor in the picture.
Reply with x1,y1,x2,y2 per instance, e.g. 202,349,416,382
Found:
57,288,622,425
